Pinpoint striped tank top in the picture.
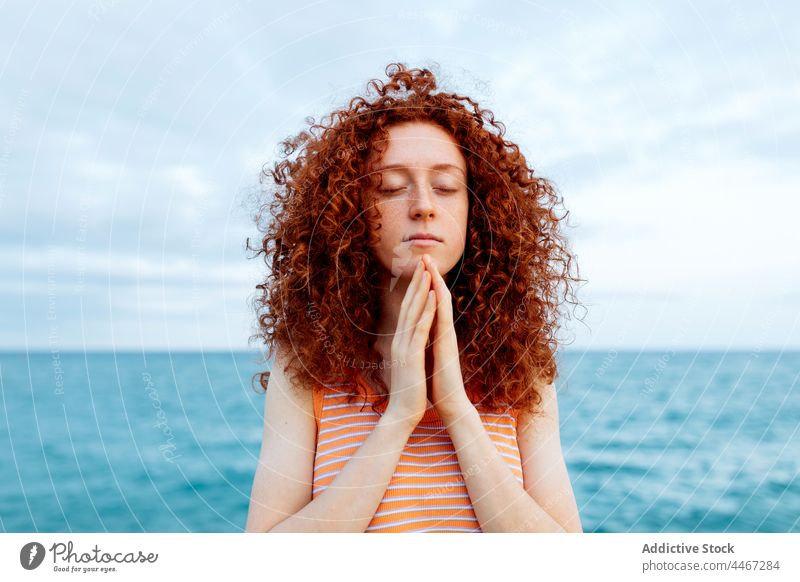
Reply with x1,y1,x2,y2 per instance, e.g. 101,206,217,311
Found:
311,373,524,532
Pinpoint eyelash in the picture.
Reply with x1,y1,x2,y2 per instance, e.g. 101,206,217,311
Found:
378,187,457,194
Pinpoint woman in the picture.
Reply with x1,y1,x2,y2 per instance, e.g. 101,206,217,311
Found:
245,63,584,532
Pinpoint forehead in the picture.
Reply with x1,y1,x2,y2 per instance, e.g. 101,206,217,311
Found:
372,122,466,172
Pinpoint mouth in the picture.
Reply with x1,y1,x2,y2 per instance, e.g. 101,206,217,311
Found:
406,234,443,242
408,239,441,248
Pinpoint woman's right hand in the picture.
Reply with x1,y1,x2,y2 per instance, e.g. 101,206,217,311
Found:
385,258,437,426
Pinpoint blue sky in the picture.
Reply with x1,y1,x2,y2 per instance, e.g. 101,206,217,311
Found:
1,0,798,350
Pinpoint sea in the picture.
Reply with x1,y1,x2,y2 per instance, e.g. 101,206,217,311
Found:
0,350,797,532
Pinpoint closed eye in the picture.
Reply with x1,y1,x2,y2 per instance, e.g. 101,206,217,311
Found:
377,186,457,194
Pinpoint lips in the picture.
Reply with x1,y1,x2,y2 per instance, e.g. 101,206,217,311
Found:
407,233,443,242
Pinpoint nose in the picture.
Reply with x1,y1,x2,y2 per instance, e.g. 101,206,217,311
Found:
409,184,435,219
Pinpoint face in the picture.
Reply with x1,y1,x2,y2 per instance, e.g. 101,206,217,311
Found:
364,121,469,286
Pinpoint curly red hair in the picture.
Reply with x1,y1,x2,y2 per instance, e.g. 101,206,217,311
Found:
247,63,584,415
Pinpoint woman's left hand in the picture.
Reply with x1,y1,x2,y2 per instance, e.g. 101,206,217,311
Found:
421,254,472,422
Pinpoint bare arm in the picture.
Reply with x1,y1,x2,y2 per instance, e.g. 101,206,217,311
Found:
244,352,418,533
515,382,583,532
270,412,418,533
439,382,582,533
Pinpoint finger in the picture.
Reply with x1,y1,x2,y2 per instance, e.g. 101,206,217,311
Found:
423,256,453,330
400,270,432,344
396,259,425,337
424,255,447,297
412,290,437,347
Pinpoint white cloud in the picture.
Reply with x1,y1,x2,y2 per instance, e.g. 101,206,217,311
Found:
77,158,127,181
163,164,212,198
571,155,800,294
2,245,262,286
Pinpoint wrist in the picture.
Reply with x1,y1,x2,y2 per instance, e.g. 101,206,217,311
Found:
381,406,422,433
436,393,476,427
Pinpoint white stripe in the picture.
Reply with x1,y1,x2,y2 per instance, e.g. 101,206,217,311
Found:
313,468,342,483
386,482,464,490
496,451,520,463
322,401,374,411
486,429,517,441
398,460,460,469
491,441,520,455
314,468,465,485
392,471,463,479
318,412,511,428
313,458,345,472
319,421,378,435
481,421,515,428
314,446,517,473
311,486,482,501
413,526,481,532
366,516,477,531
316,435,458,453
309,468,473,483
408,433,446,443
373,504,474,518
314,470,463,484
323,411,380,423
405,440,454,449
312,453,367,472
312,487,471,500
377,493,470,503
479,412,515,421
314,440,365,459
400,450,457,458
316,430,373,447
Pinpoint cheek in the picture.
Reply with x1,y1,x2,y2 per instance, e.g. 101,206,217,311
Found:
369,202,402,232
446,197,469,232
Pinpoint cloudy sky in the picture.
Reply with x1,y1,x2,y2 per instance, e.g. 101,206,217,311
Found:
1,0,798,351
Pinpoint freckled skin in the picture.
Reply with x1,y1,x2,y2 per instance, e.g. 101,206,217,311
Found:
365,121,469,284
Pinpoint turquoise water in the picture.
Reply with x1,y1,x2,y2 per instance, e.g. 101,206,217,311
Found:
0,350,797,532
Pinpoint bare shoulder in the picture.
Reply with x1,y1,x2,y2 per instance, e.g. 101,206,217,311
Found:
517,381,559,434
264,348,316,420
245,347,317,532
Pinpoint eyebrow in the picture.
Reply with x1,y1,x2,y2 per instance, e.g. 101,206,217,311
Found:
374,163,466,176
